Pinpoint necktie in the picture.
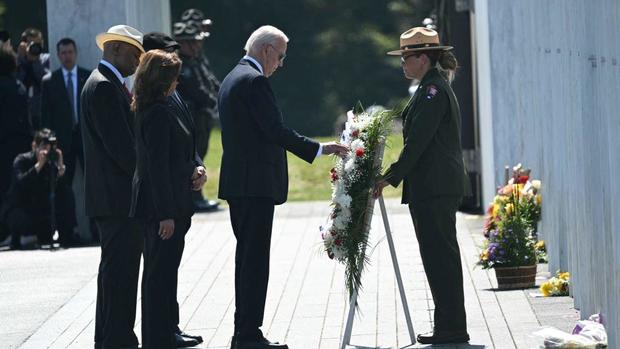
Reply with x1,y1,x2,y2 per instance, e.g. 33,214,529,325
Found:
66,71,77,125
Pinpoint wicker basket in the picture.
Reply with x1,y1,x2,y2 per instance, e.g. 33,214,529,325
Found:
494,265,537,290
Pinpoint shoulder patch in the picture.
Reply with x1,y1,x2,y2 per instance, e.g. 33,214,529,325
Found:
425,84,439,100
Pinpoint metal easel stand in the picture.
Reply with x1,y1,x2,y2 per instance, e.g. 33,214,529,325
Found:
340,195,416,349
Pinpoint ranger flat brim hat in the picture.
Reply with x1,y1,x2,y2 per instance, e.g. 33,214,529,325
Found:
173,20,210,41
96,24,145,53
387,27,452,56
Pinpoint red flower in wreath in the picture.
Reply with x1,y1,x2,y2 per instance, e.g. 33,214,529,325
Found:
515,175,529,184
355,148,365,157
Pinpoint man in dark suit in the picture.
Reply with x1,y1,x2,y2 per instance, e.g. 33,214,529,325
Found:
140,31,206,348
218,25,347,349
41,38,89,245
41,38,89,184
80,25,144,349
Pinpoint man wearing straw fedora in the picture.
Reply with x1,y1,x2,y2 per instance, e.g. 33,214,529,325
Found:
374,27,471,345
81,24,144,349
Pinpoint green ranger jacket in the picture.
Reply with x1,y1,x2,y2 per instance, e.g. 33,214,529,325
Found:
382,68,471,204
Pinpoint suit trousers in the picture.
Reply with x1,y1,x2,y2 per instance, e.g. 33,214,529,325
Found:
228,198,275,340
141,216,191,349
94,217,143,349
409,196,467,334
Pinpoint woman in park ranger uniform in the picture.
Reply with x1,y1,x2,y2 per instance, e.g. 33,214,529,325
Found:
374,27,471,345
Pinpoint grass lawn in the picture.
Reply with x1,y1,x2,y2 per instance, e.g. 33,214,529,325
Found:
203,128,403,202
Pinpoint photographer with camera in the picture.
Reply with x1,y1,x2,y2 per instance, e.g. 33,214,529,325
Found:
17,28,50,130
0,129,77,249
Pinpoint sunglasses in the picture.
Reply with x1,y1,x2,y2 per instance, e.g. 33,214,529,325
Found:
401,53,422,63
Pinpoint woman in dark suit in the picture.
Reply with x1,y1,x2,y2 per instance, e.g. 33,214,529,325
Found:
129,49,205,349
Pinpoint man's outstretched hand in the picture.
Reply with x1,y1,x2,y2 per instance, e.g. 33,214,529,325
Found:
321,142,349,157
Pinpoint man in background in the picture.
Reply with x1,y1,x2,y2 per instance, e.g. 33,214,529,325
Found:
41,37,89,244
17,28,50,129
0,38,32,248
174,8,220,212
1,129,75,248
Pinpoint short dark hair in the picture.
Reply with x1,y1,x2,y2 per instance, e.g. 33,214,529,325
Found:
56,37,76,52
33,128,54,146
0,45,17,76
21,28,42,41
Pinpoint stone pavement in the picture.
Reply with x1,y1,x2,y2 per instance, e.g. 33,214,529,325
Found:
0,199,579,349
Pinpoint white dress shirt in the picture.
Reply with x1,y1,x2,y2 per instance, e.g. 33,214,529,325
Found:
242,55,322,158
62,66,78,123
242,55,264,75
99,59,125,84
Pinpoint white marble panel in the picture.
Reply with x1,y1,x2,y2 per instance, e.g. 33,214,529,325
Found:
476,0,620,346
46,0,171,71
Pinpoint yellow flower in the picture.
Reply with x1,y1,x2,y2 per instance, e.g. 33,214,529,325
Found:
536,194,542,205
535,240,545,250
480,250,489,261
492,203,500,217
558,272,570,281
540,282,553,296
505,203,514,216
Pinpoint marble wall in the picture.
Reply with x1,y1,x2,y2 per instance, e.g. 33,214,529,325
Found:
46,0,171,71
474,0,620,346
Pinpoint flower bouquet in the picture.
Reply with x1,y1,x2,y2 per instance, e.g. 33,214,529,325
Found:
320,104,394,298
540,270,570,297
478,164,543,288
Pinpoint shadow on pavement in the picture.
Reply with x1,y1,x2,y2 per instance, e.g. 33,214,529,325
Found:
348,345,487,349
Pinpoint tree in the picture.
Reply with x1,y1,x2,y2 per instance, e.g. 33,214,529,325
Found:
171,0,435,136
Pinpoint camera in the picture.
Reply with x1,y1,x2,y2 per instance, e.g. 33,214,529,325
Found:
27,41,43,56
42,134,58,164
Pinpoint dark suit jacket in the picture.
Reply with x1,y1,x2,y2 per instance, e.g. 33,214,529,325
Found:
41,67,89,181
169,90,204,168
383,68,470,204
0,76,32,199
217,59,319,205
80,63,136,217
129,101,196,221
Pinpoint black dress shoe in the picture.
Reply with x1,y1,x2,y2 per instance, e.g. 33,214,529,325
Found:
194,198,220,212
234,336,288,349
175,332,201,348
176,329,203,344
417,330,470,344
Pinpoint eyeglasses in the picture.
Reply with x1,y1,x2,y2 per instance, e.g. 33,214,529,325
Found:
268,44,287,63
401,53,421,63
